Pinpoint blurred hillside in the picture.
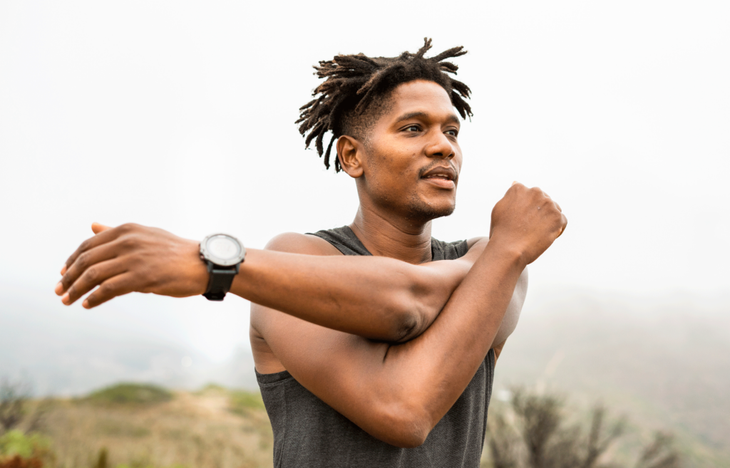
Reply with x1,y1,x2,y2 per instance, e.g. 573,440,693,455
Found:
0,384,273,468
494,288,730,466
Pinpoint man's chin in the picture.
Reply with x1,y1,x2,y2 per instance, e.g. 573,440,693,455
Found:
406,202,456,222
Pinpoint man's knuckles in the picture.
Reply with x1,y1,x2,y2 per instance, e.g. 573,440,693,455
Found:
75,252,91,270
118,234,142,250
118,222,141,233
84,266,100,283
78,238,93,253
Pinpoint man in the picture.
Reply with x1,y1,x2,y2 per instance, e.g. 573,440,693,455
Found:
56,39,566,467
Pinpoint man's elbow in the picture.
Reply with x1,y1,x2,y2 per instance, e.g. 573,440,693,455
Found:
370,405,432,448
390,284,440,343
388,429,429,449
392,307,423,343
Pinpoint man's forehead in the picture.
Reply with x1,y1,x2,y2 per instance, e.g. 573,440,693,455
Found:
385,80,459,124
392,111,461,126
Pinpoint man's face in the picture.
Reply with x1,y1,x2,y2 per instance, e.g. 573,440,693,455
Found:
358,80,463,223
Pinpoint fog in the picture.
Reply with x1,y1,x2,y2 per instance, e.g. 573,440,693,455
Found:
1,1,728,367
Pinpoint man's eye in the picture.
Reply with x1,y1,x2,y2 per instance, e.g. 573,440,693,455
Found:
446,129,459,137
404,125,420,132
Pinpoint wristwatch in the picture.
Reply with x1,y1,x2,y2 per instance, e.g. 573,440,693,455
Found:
199,233,246,301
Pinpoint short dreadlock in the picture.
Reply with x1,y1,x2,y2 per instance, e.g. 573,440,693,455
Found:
296,38,473,172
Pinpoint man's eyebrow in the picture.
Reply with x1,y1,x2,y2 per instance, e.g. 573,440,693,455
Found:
395,111,461,125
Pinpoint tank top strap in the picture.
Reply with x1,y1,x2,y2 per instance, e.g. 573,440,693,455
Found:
309,226,469,261
308,226,372,256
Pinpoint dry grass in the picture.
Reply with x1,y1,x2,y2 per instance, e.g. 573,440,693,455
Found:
38,387,272,468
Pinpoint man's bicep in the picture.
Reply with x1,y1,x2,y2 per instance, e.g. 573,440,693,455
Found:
253,302,390,419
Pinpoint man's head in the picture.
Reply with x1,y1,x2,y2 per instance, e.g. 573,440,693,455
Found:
297,38,473,172
337,79,465,223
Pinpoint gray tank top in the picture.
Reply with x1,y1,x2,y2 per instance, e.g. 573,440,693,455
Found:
256,226,495,468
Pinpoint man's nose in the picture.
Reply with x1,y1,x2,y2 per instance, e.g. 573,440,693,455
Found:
426,131,456,159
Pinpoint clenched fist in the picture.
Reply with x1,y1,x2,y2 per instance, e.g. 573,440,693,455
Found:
489,182,567,266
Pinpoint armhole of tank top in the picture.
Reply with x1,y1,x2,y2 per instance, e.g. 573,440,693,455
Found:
256,368,295,387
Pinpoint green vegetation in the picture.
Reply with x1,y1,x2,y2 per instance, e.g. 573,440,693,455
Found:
19,382,274,468
228,390,265,414
84,384,172,406
193,384,226,395
0,431,51,458
2,376,721,468
89,448,188,468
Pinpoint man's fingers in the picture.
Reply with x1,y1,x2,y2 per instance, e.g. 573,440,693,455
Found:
57,237,127,296
82,272,136,309
61,258,128,305
60,222,114,275
557,213,568,237
62,223,135,275
91,222,111,235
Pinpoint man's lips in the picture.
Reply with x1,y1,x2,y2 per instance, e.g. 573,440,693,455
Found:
420,165,458,189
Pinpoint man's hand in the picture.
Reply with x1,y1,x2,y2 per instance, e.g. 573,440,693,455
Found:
55,222,207,308
489,183,567,267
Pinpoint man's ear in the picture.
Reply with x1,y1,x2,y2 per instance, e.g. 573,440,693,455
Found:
337,135,365,178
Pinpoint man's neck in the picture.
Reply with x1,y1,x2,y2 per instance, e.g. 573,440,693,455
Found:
349,206,433,264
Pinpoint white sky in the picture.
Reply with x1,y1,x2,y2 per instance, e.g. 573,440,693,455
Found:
1,1,728,361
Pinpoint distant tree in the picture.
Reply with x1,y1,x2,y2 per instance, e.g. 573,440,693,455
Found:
634,432,681,468
485,387,681,468
0,378,48,435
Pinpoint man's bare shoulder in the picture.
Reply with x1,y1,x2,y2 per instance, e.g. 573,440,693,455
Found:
266,231,343,256
466,236,487,249
458,236,488,262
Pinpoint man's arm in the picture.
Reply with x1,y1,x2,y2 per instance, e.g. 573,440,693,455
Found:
55,225,487,343
252,228,528,448
252,184,564,447
57,183,564,446
230,232,489,342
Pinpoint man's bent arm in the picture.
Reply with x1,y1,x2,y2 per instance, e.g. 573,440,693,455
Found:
231,232,487,342
253,184,565,447
254,234,527,448
56,224,486,342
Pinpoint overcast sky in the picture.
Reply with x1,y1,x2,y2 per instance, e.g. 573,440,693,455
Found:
1,0,728,361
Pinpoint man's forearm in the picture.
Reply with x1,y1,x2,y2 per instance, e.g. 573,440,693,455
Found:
279,238,526,448
254,185,566,448
231,247,472,342
384,239,525,433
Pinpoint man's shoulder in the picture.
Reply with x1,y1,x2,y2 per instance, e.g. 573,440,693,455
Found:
466,236,487,249
265,231,342,256
429,236,487,261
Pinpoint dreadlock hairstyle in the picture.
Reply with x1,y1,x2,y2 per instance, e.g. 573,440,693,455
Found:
296,38,473,172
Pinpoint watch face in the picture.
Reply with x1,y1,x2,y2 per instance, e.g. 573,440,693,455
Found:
201,234,245,266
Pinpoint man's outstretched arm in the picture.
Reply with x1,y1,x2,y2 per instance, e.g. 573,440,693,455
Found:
252,183,565,447
55,223,487,343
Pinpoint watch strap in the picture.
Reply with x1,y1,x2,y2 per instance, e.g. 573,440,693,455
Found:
203,262,240,301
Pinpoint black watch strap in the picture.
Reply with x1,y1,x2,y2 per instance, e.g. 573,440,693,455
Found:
203,262,240,301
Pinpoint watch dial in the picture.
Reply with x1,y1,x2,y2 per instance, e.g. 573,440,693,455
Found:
208,236,240,260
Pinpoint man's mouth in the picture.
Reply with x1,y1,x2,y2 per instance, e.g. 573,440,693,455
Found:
420,165,457,189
